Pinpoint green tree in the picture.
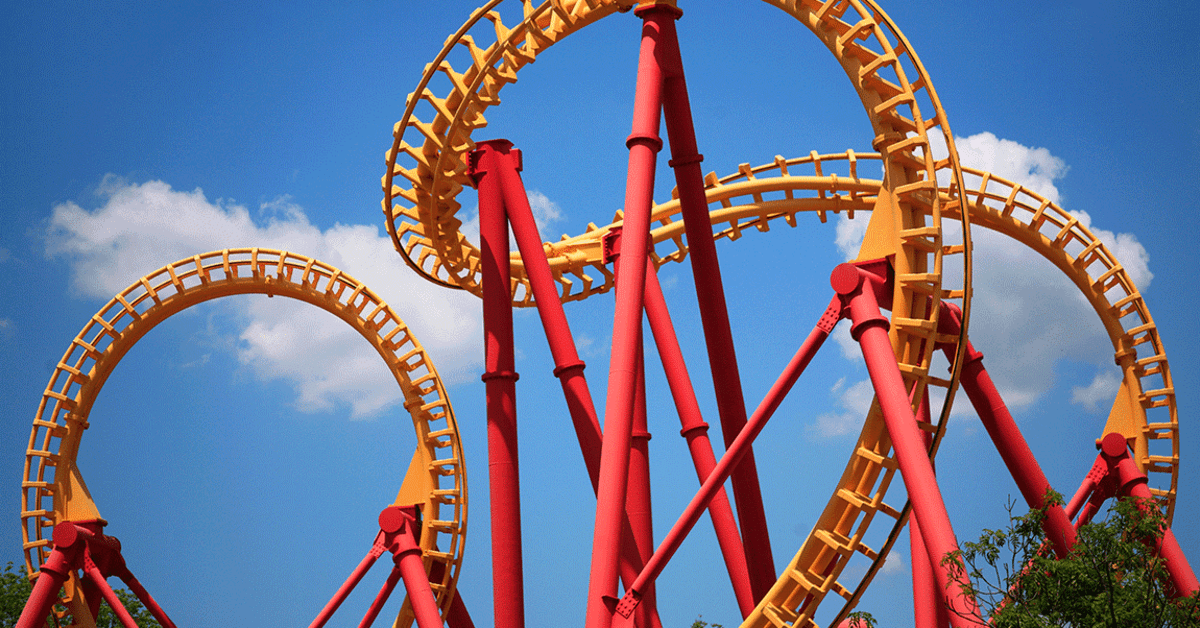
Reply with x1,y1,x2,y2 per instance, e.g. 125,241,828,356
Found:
1,561,161,627
951,495,1200,627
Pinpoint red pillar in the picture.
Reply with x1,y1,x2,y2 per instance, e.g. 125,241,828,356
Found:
937,305,1076,558
646,3,776,597
582,10,664,628
1100,433,1199,597
831,263,983,627
614,299,835,620
643,260,755,617
500,147,605,488
470,139,525,628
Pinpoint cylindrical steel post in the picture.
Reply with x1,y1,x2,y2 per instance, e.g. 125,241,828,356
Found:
583,11,664,628
1102,433,1200,597
501,156,605,487
833,265,983,627
938,306,1076,557
643,259,755,617
620,313,832,609
649,4,775,596
472,139,526,628
358,566,403,628
120,573,179,628
308,537,387,628
627,340,659,628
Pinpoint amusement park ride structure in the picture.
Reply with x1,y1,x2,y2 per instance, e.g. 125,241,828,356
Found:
15,1,1198,627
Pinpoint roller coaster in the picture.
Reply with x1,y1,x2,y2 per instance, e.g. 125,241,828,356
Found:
16,1,1197,627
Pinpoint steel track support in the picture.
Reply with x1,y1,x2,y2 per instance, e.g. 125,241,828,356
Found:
1097,434,1199,597
17,521,179,628
497,147,661,625
583,7,663,625
611,295,839,624
310,507,443,628
643,259,755,617
644,2,776,599
832,262,984,627
471,140,526,628
935,304,1077,558
910,395,950,628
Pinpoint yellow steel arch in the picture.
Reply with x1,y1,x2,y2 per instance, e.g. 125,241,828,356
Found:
20,249,467,625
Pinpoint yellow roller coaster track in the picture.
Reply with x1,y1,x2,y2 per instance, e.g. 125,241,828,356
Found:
20,249,467,626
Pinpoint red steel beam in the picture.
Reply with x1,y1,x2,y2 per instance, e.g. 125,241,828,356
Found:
936,304,1077,558
582,9,664,628
613,296,838,621
471,140,526,628
831,263,984,627
909,396,950,628
644,3,776,597
1100,433,1199,597
643,259,755,617
486,142,662,628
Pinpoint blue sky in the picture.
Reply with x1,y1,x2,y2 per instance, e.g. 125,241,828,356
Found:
2,1,1198,627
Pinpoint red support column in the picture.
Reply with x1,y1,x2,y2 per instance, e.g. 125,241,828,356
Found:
1100,433,1200,597
627,340,660,628
491,143,660,627
500,147,605,488
643,259,755,617
309,535,387,628
910,396,950,628
614,297,837,621
470,139,525,628
831,263,984,628
16,525,83,628
583,11,664,627
646,3,776,597
937,305,1076,558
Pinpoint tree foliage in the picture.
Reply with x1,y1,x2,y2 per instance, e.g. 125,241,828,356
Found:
1,561,161,628
951,495,1200,628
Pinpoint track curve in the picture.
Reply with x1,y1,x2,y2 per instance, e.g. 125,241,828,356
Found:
20,249,467,624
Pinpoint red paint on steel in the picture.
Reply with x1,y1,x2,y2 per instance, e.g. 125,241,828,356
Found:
834,263,984,627
359,565,404,628
16,528,80,628
471,139,526,628
910,396,950,628
643,259,755,617
501,150,605,488
309,535,387,628
583,10,663,626
936,305,1077,557
646,3,776,598
1101,433,1200,597
489,142,658,623
627,339,660,628
615,304,833,617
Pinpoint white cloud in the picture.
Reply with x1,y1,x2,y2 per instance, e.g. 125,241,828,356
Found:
45,176,484,418
880,550,904,575
830,133,1151,418
1071,369,1122,414
808,377,874,438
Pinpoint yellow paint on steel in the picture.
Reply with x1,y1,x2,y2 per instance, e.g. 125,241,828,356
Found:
20,249,467,624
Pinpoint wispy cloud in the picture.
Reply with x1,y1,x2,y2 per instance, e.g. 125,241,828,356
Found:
808,377,874,438
1071,370,1122,414
46,176,484,418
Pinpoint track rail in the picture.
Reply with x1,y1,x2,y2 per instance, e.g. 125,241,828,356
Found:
20,249,467,623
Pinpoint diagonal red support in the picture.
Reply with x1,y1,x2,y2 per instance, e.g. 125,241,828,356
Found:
643,258,755,617
644,4,776,598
